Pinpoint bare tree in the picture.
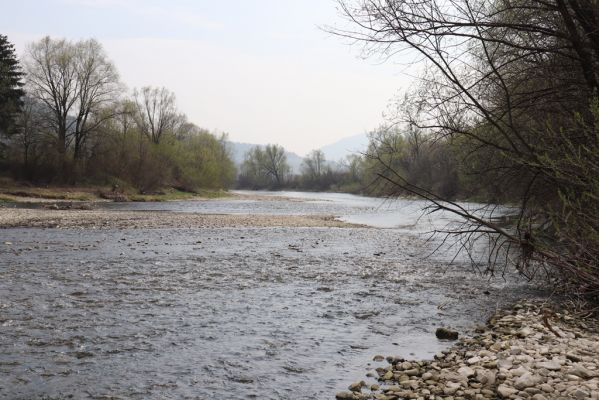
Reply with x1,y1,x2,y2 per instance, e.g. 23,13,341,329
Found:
24,36,121,175
14,97,47,171
302,149,326,180
133,86,182,144
332,0,599,296
240,144,290,188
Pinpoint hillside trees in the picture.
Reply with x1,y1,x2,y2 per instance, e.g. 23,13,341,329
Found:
334,0,599,296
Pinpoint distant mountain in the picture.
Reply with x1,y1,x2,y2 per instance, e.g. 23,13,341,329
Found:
320,133,369,162
227,141,304,174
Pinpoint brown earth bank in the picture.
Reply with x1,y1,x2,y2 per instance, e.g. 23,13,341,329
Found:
0,207,357,229
337,301,599,400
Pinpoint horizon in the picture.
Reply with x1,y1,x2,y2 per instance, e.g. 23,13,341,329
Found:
1,0,414,155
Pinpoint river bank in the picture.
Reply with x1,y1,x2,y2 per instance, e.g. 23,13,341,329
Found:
337,301,599,400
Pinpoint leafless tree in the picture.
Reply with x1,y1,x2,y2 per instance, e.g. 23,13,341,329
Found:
302,149,326,180
240,144,290,188
24,36,121,175
133,86,182,144
331,0,599,297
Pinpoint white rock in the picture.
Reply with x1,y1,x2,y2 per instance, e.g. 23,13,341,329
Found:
476,369,496,386
570,365,598,379
536,361,561,371
539,383,554,393
458,366,475,378
518,327,533,337
510,366,529,377
514,373,542,390
467,356,481,365
443,381,461,395
497,384,518,398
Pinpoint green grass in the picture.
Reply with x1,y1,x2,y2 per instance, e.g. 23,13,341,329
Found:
129,188,231,202
0,195,16,203
0,182,232,203
0,187,99,201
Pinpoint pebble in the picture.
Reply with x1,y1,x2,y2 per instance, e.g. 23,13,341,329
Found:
338,301,599,400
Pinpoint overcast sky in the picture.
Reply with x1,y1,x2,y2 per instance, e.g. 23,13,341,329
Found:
2,0,413,155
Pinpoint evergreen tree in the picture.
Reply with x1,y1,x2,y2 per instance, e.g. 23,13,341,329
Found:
0,34,24,135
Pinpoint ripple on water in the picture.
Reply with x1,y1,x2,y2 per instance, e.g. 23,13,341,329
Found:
0,223,536,399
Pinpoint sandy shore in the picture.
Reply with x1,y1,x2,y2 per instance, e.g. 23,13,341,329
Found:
0,207,358,229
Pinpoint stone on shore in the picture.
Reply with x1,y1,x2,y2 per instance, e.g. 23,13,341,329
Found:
338,300,599,400
435,327,459,340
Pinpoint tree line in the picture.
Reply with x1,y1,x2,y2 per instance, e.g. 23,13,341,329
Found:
1,34,467,197
237,145,367,192
0,35,235,193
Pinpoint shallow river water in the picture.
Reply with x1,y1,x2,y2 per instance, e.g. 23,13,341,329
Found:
0,191,536,399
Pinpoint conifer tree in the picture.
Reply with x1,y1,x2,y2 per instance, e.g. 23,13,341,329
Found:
0,34,24,134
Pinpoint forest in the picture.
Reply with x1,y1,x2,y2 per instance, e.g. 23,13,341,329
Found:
0,34,501,200
0,35,236,194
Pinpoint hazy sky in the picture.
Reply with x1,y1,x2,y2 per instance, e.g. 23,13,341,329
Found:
2,0,413,155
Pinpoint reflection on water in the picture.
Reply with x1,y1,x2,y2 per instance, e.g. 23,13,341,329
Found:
0,192,532,399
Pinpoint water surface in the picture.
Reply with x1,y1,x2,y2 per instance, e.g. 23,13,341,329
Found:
0,191,533,399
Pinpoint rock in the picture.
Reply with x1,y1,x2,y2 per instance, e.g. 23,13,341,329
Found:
536,361,561,371
404,368,420,376
570,365,597,379
373,355,385,362
514,373,543,390
399,361,413,370
510,347,522,355
497,384,518,398
444,381,461,395
436,327,459,340
336,391,356,399
566,352,583,362
458,366,475,378
510,365,529,377
476,369,496,387
573,389,590,399
531,395,548,400
467,356,481,365
382,371,393,381
518,327,533,338
370,384,380,391
349,381,364,392
539,384,553,393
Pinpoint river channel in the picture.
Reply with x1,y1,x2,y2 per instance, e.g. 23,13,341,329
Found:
0,191,536,399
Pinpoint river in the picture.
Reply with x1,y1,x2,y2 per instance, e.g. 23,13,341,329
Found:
0,191,536,399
